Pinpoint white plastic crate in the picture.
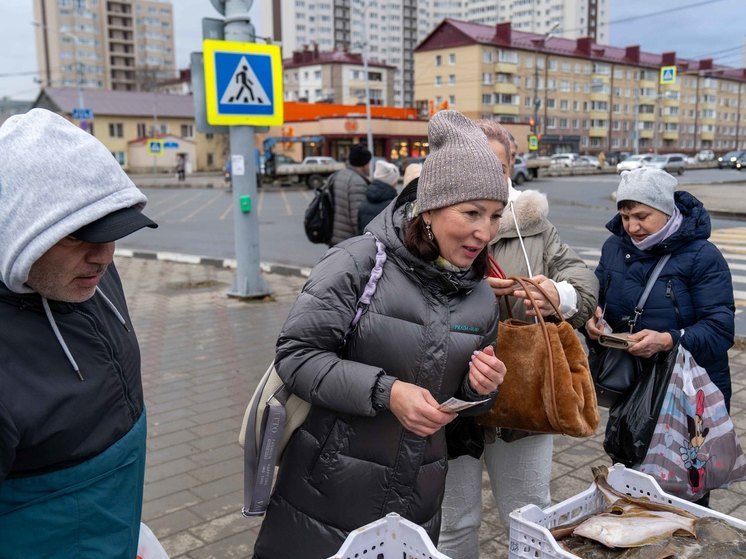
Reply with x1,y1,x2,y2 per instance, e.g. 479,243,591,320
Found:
328,512,451,559
509,464,746,559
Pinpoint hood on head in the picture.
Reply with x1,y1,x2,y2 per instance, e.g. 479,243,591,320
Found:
0,108,149,293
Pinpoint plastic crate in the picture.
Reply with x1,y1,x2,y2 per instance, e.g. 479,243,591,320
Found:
328,513,451,559
509,464,746,559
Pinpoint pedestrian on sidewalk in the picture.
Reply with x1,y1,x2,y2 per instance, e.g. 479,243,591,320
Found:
329,143,371,245
0,109,158,557
438,120,598,558
176,154,186,181
358,159,399,234
584,167,735,506
253,110,509,558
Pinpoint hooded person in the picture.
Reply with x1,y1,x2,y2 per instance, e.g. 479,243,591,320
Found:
357,159,400,234
253,110,508,558
328,143,372,245
0,109,157,557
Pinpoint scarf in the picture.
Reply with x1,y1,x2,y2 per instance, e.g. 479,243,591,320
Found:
631,205,683,251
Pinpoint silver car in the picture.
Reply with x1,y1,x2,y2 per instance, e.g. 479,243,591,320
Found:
616,154,653,173
643,154,687,175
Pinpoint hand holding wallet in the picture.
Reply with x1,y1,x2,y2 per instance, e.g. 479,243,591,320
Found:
598,332,638,350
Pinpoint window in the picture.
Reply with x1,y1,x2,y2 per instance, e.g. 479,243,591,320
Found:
137,122,147,137
560,99,568,111
435,55,442,66
482,72,493,85
448,74,455,85
207,153,214,167
448,53,455,64
483,49,493,63
180,124,193,138
108,123,123,138
435,76,442,87
449,94,456,105
111,151,125,165
482,94,493,105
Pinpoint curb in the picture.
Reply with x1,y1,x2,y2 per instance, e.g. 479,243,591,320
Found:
114,248,312,278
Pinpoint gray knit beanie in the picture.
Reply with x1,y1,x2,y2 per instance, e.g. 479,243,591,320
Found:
417,111,508,214
616,167,677,216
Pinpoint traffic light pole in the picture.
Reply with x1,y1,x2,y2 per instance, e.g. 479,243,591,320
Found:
224,0,269,298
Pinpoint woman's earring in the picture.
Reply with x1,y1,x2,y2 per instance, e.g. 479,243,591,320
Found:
425,223,434,241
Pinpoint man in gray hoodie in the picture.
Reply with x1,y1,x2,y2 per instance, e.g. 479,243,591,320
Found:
0,109,157,557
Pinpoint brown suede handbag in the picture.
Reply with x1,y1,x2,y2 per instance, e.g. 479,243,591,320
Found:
477,276,599,437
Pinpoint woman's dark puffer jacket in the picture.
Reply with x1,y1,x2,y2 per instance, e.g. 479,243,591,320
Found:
253,202,499,559
596,191,735,405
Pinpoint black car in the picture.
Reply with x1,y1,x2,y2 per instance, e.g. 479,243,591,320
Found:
735,153,746,171
717,150,744,169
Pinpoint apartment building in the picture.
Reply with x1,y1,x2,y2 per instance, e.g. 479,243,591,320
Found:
414,20,746,155
33,0,176,92
267,0,605,108
283,46,396,106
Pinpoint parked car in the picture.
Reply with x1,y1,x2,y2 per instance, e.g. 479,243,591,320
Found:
718,150,745,169
549,153,578,168
642,153,687,175
301,156,338,166
616,154,653,173
695,149,715,162
577,155,603,169
512,155,531,185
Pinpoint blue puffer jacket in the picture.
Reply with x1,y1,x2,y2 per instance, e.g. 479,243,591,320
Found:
596,191,735,405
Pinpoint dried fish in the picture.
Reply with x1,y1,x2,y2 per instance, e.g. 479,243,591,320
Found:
572,510,695,548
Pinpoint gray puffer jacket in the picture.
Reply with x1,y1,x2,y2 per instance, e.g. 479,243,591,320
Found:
490,189,598,329
254,204,499,559
330,166,369,245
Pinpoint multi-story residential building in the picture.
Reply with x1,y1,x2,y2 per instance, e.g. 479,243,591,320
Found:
283,46,396,106
267,0,606,107
414,20,746,155
33,0,176,92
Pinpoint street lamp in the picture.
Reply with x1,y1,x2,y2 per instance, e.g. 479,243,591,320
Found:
356,0,375,177
32,22,86,127
531,22,560,140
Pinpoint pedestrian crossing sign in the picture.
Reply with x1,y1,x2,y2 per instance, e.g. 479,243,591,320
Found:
147,139,164,156
202,39,284,126
660,65,676,85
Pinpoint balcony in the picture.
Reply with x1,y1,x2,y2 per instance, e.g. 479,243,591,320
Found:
662,114,680,124
492,103,519,116
639,79,657,90
639,129,654,139
588,127,607,138
638,112,655,122
589,110,607,120
590,91,608,102
662,96,680,107
662,130,679,141
700,130,715,141
494,62,518,74
493,82,517,95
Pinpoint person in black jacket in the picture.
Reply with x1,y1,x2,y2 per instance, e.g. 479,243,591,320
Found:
358,159,400,233
0,109,158,557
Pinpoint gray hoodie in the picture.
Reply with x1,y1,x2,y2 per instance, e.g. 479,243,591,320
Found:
0,108,148,293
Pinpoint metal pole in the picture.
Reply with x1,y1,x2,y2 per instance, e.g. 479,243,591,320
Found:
362,1,374,176
633,82,640,155
225,0,269,298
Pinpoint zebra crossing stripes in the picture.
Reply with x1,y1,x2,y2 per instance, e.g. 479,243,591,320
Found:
574,226,746,309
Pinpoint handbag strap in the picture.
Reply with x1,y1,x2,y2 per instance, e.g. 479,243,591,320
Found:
487,254,506,279
504,276,564,431
242,234,387,517
630,254,671,330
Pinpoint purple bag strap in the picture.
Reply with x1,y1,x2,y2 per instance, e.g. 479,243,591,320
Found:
243,234,386,516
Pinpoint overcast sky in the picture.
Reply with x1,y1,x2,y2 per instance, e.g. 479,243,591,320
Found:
0,0,744,101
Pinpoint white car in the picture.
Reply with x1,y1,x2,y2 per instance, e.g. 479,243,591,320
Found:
616,154,653,173
301,156,338,166
549,153,578,168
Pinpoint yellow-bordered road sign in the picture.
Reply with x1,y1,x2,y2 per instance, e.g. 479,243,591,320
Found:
147,139,164,156
203,39,283,126
660,65,676,85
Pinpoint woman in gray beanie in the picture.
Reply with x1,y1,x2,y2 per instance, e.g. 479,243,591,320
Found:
585,167,734,506
254,110,509,558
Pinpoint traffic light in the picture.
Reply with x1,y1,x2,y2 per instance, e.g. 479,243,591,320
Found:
529,118,536,134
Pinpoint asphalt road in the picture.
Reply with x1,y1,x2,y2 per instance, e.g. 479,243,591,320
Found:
121,168,746,269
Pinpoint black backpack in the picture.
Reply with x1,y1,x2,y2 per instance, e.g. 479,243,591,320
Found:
303,173,335,244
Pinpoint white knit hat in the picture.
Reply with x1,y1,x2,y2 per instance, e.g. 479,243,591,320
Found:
374,160,399,187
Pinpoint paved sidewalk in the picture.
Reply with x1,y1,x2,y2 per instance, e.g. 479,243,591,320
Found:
117,256,746,559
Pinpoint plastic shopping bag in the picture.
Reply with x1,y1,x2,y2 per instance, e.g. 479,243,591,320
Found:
137,522,170,559
603,347,677,467
640,346,746,501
